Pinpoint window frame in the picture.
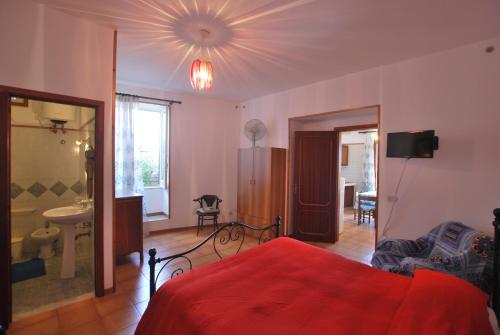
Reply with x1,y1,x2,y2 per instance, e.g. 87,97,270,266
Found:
134,100,170,190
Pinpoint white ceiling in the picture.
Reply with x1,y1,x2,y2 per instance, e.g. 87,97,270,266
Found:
36,0,500,101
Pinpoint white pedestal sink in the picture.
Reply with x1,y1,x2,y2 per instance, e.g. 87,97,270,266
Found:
42,206,92,279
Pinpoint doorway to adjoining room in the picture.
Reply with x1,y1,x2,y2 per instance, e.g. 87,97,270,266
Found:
336,126,378,264
287,106,379,264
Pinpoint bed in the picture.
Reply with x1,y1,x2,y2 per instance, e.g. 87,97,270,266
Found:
136,211,500,335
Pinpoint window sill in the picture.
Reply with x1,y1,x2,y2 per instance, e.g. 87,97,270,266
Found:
144,186,166,190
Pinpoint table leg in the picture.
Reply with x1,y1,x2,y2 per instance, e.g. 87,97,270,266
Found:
357,198,361,225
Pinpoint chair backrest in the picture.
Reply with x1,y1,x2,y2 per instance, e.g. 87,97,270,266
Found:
195,195,222,209
428,222,483,254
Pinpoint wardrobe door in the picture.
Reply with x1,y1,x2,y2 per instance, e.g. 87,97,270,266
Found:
237,149,253,218
251,148,271,227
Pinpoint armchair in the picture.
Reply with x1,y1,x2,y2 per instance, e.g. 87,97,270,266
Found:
371,222,493,291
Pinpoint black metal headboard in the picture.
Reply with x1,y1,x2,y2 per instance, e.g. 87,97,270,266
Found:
492,208,500,324
148,216,281,297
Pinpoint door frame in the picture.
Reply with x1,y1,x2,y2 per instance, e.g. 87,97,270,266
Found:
0,85,105,329
286,104,381,244
334,123,380,241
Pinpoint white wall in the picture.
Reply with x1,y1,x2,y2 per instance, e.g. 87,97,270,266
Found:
340,132,365,187
379,36,500,239
340,132,376,190
240,36,500,238
0,0,114,289
117,83,240,231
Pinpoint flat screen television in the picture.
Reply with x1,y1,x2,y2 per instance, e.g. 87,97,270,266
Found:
386,130,438,158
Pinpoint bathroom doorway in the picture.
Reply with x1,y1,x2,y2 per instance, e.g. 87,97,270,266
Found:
0,86,105,329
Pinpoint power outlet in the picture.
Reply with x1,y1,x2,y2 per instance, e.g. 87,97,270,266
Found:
387,195,398,202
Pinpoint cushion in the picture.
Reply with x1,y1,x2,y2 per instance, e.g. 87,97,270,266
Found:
196,208,220,215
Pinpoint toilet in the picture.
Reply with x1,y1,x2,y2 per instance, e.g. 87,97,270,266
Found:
11,236,24,261
31,226,61,259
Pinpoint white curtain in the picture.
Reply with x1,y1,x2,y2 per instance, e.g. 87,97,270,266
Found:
115,95,144,196
360,133,376,192
159,104,170,190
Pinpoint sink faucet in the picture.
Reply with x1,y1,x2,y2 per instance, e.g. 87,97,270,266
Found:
44,221,50,229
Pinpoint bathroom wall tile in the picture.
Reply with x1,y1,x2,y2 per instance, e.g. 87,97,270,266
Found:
50,181,68,197
11,190,33,206
11,183,25,199
70,181,83,195
11,117,94,260
27,182,47,198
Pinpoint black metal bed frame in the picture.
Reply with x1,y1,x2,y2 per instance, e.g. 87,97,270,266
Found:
148,216,281,297
148,209,500,326
492,208,500,325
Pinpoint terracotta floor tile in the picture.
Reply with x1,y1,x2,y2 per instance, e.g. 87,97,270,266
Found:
102,306,141,334
8,316,59,335
9,309,57,332
125,285,150,304
60,319,108,335
94,293,132,317
119,273,149,292
57,299,99,331
57,298,94,315
133,301,149,316
116,265,143,283
113,322,138,335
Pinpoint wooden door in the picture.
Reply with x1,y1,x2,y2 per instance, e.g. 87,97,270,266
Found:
293,131,338,242
0,92,11,330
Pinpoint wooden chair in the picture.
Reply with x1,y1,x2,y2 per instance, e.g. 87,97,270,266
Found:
360,205,376,224
357,192,376,225
193,195,222,235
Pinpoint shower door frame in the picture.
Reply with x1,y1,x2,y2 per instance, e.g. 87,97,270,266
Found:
0,85,106,329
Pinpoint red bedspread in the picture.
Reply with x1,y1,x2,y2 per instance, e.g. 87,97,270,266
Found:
136,237,492,335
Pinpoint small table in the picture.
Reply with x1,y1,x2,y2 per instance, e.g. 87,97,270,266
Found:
358,191,377,224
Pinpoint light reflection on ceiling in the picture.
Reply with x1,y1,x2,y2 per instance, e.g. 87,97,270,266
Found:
35,0,500,101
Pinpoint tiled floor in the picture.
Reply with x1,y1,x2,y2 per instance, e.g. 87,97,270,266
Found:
7,216,375,334
310,208,376,264
12,235,94,317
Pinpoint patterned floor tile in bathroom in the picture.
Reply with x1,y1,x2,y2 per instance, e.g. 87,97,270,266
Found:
12,237,94,317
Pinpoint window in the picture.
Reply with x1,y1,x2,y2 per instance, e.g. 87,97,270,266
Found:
134,102,169,188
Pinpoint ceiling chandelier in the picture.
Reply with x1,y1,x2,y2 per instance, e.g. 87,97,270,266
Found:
190,29,213,91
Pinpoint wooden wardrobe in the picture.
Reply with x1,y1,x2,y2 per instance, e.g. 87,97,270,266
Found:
237,147,286,235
